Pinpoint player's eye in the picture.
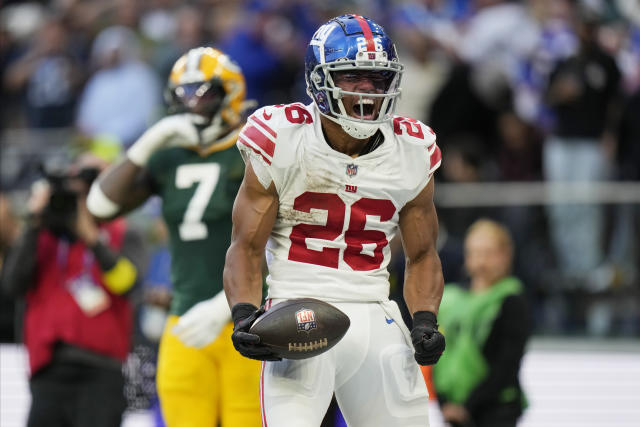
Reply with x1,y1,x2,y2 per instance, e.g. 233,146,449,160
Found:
332,72,359,82
332,71,394,91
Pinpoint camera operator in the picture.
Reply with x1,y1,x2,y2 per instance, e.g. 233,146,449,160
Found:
1,154,145,427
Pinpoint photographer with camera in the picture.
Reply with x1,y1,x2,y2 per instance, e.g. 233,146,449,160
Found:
1,154,145,427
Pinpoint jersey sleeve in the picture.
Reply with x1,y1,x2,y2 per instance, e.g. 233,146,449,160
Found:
393,116,441,200
236,106,277,189
235,104,303,191
426,130,442,178
418,123,441,203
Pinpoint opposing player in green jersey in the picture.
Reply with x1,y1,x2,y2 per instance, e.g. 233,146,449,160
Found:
87,47,261,427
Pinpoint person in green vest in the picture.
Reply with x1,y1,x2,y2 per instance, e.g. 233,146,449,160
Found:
87,47,262,427
433,219,531,427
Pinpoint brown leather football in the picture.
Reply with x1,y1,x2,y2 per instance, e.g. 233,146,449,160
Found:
249,298,350,360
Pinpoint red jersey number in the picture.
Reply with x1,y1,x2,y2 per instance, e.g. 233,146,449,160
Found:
393,116,424,139
287,192,396,271
344,198,396,271
288,193,344,268
284,104,313,124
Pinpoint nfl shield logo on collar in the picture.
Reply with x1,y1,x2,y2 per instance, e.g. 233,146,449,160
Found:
346,163,358,177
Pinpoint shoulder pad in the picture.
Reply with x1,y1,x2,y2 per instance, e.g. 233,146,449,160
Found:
392,115,436,146
392,115,441,175
237,103,314,166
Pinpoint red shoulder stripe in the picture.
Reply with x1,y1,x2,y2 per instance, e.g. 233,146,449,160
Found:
238,135,272,165
354,15,375,52
251,115,277,138
243,125,275,157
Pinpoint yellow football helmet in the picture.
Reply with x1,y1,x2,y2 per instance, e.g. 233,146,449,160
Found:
166,47,247,145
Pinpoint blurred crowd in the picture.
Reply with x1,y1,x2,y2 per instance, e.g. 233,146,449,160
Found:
1,0,639,346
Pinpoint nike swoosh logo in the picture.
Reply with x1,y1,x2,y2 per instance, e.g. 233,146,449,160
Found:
385,317,394,324
263,111,272,120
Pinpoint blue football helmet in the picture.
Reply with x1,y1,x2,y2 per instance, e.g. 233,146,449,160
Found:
305,14,404,139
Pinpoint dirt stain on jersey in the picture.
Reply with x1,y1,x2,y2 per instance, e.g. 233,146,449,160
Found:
277,159,342,226
278,202,327,226
278,205,327,226
302,158,342,194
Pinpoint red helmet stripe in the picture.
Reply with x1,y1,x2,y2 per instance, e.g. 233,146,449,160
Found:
353,14,376,52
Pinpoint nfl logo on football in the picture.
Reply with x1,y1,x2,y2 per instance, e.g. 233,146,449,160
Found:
346,163,358,177
295,308,317,332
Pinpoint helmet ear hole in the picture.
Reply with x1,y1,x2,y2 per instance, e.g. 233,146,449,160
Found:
311,71,323,88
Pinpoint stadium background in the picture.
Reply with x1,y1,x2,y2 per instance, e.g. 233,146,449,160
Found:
0,0,638,426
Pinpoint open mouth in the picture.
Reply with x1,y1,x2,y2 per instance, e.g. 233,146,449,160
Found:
349,98,379,120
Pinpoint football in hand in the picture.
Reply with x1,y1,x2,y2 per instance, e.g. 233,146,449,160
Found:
249,298,350,360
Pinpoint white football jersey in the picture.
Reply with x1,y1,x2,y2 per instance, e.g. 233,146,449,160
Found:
236,102,441,302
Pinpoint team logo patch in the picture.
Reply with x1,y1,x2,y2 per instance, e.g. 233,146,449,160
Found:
296,308,317,332
346,163,358,177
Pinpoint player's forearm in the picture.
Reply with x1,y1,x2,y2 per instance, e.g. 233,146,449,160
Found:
88,160,152,219
223,243,264,308
97,160,146,206
403,250,444,315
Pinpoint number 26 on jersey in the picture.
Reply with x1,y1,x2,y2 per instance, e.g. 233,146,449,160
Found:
288,192,396,271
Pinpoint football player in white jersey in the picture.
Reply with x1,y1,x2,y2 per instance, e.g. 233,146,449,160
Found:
223,14,445,427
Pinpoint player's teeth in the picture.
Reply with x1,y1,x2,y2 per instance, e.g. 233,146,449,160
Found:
357,99,374,106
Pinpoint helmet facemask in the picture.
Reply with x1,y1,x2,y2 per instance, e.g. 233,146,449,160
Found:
306,41,404,139
169,79,226,121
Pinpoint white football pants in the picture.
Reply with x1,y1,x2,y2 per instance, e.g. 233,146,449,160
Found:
260,299,430,427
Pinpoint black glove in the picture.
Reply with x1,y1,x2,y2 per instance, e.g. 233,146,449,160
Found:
411,311,445,365
231,303,282,361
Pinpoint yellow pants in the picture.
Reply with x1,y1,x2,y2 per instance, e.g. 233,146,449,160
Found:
156,316,262,427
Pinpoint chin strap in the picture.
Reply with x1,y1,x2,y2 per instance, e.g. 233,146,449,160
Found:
322,91,383,139
320,110,380,139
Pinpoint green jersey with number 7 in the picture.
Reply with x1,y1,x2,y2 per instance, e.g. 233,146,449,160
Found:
147,145,243,315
